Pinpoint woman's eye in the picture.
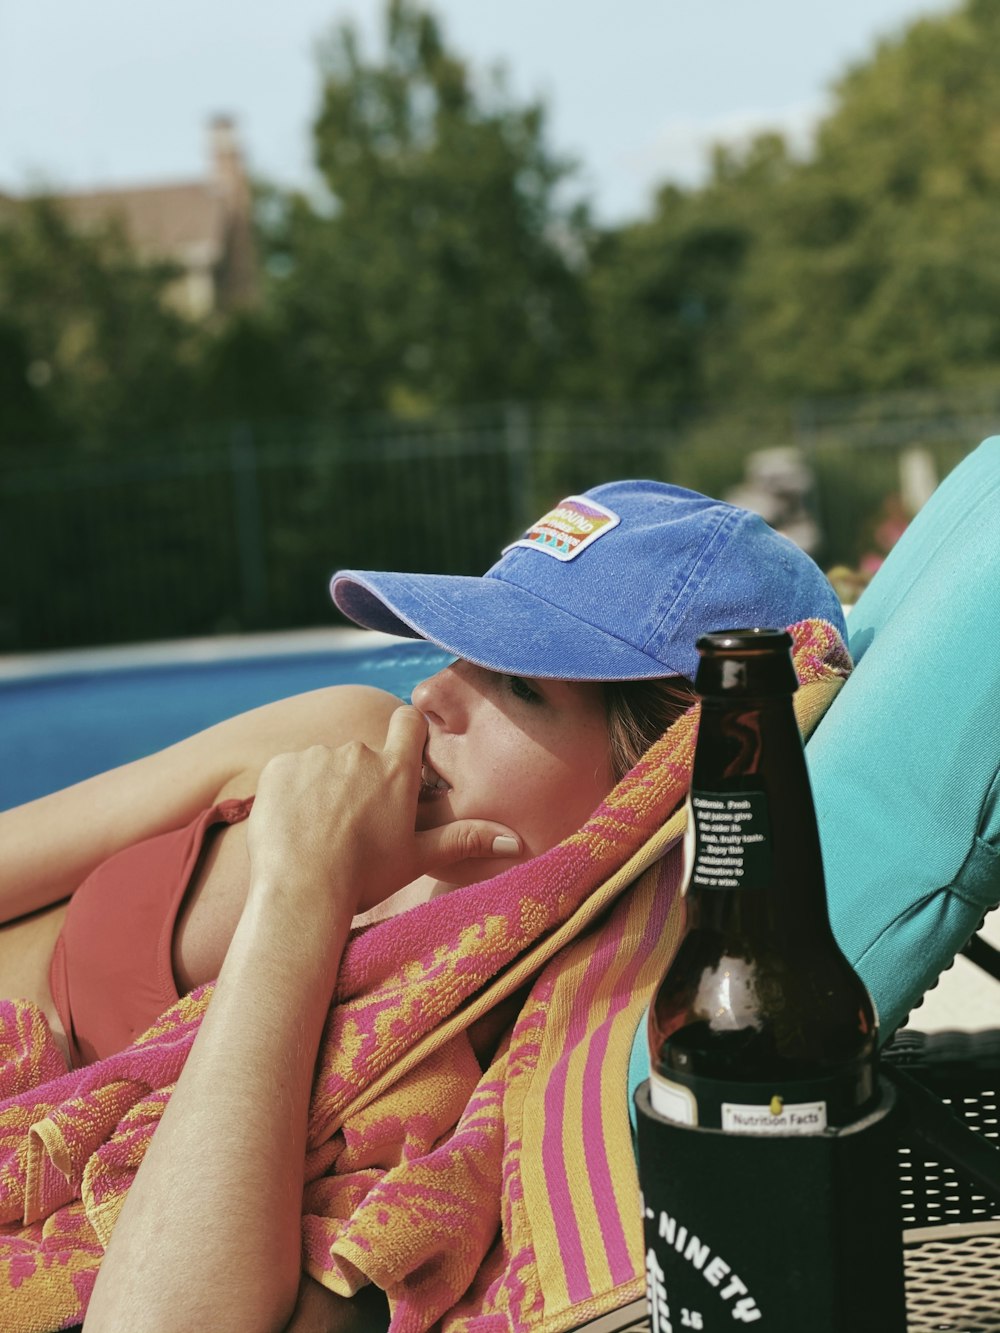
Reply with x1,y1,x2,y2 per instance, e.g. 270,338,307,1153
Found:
508,675,541,704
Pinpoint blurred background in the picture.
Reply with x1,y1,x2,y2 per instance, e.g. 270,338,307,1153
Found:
0,0,991,653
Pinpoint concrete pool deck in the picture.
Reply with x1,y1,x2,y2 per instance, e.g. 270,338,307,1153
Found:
907,908,1000,1035
0,626,402,680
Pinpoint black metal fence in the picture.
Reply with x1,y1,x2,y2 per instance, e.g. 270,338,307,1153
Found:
1,393,994,654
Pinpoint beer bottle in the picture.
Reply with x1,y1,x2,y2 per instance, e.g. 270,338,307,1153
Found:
648,628,878,1134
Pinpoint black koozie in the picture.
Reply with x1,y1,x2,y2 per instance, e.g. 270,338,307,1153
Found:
635,1078,906,1332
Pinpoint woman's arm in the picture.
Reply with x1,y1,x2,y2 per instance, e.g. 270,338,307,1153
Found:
83,708,520,1333
0,684,399,924
285,1274,390,1332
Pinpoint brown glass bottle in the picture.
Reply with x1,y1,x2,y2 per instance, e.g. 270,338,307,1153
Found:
648,629,878,1134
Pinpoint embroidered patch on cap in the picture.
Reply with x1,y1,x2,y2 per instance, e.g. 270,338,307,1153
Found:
503,495,621,562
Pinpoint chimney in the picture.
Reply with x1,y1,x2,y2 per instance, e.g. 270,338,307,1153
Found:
208,114,248,209
206,115,259,312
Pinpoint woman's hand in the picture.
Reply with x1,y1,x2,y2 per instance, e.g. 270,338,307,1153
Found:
246,704,521,916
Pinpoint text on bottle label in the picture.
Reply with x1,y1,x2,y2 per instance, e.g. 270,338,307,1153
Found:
691,792,771,890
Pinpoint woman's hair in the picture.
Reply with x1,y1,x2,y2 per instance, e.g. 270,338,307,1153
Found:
604,676,699,781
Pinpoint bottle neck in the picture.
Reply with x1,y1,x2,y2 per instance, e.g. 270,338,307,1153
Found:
693,692,805,783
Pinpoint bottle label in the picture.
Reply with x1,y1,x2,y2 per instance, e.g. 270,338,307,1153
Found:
647,1062,871,1134
721,1097,827,1135
649,1072,698,1125
690,790,771,890
650,1072,831,1135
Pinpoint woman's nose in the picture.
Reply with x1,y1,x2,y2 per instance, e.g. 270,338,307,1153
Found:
411,663,463,728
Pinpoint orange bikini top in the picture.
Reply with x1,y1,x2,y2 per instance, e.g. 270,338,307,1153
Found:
49,799,253,1068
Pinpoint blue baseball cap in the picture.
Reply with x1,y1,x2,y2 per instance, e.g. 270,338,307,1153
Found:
330,480,846,681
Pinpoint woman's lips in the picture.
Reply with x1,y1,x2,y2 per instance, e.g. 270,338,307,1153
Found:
419,756,450,799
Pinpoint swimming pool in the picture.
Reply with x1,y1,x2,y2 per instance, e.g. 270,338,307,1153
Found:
0,630,450,811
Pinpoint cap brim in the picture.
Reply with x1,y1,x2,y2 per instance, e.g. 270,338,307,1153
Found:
330,569,674,680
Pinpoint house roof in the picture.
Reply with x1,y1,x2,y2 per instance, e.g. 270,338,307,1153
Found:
0,119,258,315
55,181,229,266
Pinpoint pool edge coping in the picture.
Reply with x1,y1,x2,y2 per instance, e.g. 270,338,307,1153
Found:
0,629,414,681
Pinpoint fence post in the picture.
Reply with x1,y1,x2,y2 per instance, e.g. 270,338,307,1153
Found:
792,397,829,564
504,401,533,525
229,424,269,628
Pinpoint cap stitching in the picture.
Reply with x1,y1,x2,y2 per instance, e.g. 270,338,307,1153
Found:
642,506,741,655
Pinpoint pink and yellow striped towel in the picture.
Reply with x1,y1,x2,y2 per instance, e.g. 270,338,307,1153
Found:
0,619,849,1332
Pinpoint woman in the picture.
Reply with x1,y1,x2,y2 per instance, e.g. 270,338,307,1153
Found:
0,480,846,1332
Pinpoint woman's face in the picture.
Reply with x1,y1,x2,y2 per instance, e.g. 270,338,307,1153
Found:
410,659,614,885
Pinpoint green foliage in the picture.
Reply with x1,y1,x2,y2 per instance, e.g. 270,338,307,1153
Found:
0,199,197,448
704,0,1000,400
260,0,590,416
9,0,1000,651
577,0,1000,407
192,307,311,424
11,0,1000,439
0,313,53,444
584,186,752,409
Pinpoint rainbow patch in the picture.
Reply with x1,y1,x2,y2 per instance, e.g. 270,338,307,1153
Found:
504,495,620,562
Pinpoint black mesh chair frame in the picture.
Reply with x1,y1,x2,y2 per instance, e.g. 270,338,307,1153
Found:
572,929,1000,1333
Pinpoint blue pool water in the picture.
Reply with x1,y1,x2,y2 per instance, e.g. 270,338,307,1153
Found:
0,634,450,811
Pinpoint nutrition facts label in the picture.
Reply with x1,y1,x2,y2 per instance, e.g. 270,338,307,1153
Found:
690,791,771,890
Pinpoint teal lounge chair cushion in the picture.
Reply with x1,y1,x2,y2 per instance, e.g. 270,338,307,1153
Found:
810,435,1000,1039
628,436,1000,1111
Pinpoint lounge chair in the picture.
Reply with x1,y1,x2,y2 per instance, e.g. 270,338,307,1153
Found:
609,435,1000,1330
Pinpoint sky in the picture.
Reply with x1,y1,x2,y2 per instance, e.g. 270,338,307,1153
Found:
0,0,956,225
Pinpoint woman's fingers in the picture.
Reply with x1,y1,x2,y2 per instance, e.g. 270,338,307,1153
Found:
248,705,524,913
415,821,522,876
387,704,525,877
381,703,428,772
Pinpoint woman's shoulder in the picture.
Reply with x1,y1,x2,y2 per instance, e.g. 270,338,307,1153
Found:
212,684,404,801
225,682,403,757
0,684,408,920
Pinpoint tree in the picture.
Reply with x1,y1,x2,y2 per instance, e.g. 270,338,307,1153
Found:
0,313,54,446
261,0,590,416
583,181,753,410
580,0,1000,409
0,199,197,449
709,0,1000,399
